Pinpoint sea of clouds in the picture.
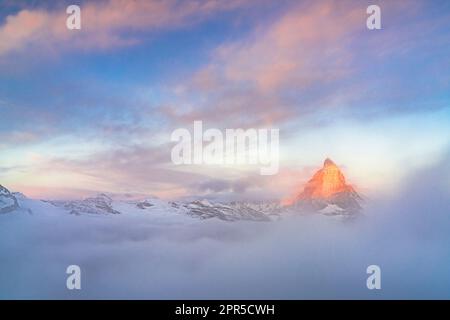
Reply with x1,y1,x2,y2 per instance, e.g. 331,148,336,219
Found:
0,155,449,299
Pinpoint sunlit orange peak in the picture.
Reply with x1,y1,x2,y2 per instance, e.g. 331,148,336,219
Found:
296,158,355,200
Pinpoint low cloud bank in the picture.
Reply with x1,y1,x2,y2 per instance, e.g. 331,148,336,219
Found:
0,156,449,299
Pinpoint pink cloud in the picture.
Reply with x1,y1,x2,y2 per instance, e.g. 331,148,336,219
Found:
7,143,208,199
0,9,51,55
163,1,366,129
212,1,363,93
0,0,253,56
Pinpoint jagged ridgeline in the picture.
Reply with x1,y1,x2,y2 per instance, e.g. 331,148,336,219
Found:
0,185,19,214
0,159,363,220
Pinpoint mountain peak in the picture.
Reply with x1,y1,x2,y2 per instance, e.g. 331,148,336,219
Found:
0,184,19,214
0,184,10,195
291,159,362,215
297,158,350,199
323,158,336,167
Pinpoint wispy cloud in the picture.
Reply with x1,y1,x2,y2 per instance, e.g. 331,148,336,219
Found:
164,0,450,128
162,1,364,128
0,0,254,57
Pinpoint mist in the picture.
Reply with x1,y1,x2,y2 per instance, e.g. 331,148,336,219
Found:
0,156,449,299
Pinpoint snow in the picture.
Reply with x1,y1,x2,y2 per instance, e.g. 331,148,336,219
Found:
319,204,345,214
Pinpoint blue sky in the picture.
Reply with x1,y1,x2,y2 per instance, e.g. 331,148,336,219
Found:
0,0,449,199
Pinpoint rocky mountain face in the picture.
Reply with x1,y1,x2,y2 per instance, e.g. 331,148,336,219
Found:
180,199,275,221
291,158,363,216
0,185,19,214
49,194,121,215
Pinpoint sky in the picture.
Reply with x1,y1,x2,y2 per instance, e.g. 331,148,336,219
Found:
0,0,449,200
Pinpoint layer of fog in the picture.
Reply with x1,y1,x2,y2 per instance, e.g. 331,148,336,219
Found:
0,156,449,299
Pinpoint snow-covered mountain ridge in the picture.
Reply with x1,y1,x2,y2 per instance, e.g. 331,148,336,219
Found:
0,159,364,221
